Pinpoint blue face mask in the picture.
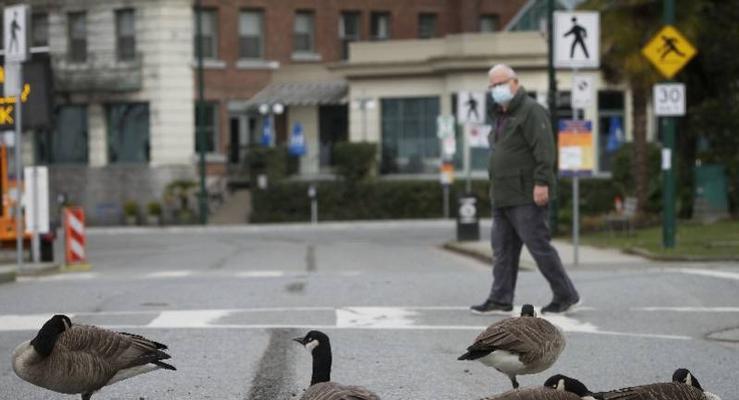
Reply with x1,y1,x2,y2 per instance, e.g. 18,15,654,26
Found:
491,84,514,105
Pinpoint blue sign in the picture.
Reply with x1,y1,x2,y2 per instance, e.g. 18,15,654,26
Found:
605,116,623,153
288,122,306,156
261,117,272,147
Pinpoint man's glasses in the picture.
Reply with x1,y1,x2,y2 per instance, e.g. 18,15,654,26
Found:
488,78,514,89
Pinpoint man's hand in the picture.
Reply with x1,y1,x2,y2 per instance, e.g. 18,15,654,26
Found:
533,185,549,206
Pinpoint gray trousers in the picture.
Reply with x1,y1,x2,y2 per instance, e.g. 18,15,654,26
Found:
488,203,579,305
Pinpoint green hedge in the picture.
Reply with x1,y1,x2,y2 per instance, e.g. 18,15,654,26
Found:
332,142,378,182
250,180,491,223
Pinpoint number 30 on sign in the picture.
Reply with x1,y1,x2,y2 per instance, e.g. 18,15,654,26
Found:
653,83,685,117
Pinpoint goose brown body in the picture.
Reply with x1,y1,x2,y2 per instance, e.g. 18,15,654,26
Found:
301,381,381,400
596,382,711,400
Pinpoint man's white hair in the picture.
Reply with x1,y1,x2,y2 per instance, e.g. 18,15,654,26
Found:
488,64,517,79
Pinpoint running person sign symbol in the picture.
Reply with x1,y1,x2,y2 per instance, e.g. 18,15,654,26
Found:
642,25,697,79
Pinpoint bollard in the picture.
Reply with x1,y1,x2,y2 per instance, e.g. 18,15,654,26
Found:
308,184,317,224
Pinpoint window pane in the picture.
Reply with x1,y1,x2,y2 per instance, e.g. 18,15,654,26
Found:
372,13,390,40
240,11,262,35
32,13,48,47
418,13,437,39
381,97,440,174
48,106,88,164
116,9,136,60
340,12,360,38
239,10,263,58
68,12,87,62
480,14,499,32
107,103,150,163
293,12,314,52
193,9,217,58
195,102,218,153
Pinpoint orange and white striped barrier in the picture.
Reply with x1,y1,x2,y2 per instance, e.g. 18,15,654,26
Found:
63,207,91,271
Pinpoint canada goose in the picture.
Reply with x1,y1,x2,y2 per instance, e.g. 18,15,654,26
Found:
480,374,596,400
458,304,565,389
12,315,175,400
595,368,721,400
293,330,380,400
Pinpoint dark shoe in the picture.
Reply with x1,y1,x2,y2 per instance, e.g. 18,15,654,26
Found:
470,299,513,315
541,297,581,315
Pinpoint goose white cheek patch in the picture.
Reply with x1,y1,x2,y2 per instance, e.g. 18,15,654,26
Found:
305,339,320,352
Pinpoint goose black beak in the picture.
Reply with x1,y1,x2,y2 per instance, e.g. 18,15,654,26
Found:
293,337,307,345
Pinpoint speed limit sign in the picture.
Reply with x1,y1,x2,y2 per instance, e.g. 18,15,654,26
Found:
653,83,686,116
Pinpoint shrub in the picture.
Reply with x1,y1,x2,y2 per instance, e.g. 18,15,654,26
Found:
610,142,662,213
248,146,287,184
332,142,378,182
147,201,162,216
122,200,139,217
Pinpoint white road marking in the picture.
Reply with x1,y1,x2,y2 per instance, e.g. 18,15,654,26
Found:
635,306,739,312
146,270,194,278
235,271,287,278
16,273,98,282
0,306,691,340
677,268,739,281
147,310,233,328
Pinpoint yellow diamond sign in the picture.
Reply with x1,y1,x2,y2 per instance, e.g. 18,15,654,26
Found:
642,25,697,79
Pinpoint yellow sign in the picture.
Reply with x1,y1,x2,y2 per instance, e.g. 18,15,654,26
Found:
642,25,697,79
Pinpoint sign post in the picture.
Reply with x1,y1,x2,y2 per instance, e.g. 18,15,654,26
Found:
558,120,594,265
456,91,486,193
555,9,599,265
437,115,456,220
642,0,696,248
4,4,29,269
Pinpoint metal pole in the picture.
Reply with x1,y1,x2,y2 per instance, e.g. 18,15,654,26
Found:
443,184,450,218
361,101,367,142
463,124,471,193
571,71,580,266
15,66,24,270
195,0,208,225
547,0,559,234
31,166,39,262
311,199,317,224
661,0,676,248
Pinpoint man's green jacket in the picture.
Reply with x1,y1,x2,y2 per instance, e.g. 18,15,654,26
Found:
487,86,555,208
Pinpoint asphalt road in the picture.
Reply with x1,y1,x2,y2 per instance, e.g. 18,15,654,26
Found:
0,221,737,399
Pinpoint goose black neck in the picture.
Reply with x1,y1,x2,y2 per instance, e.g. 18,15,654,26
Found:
310,342,332,385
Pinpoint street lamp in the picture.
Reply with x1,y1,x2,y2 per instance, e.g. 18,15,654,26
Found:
351,97,376,142
259,102,284,147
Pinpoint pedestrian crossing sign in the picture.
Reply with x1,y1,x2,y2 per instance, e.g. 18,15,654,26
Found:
642,25,697,79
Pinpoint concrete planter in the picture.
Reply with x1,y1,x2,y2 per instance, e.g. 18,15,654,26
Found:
125,215,138,226
146,215,161,226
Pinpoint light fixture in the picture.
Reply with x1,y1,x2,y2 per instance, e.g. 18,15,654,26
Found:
258,104,270,115
272,103,285,115
365,99,377,110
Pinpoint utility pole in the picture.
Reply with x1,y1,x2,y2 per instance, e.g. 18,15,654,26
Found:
195,0,208,225
547,0,559,234
661,0,676,248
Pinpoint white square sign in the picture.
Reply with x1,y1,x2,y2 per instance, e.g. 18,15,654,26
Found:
653,83,686,116
4,4,29,63
571,74,594,109
554,11,600,68
23,166,50,234
457,91,486,124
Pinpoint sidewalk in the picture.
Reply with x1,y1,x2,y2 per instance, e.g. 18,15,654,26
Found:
0,262,61,284
443,238,647,269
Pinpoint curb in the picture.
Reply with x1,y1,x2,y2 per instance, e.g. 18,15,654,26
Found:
623,247,739,262
441,242,535,271
17,263,63,277
0,266,16,284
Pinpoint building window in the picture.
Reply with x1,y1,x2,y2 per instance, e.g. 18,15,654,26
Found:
380,97,440,174
32,13,49,47
339,11,361,60
195,102,219,153
598,91,626,172
193,8,218,59
418,13,437,39
371,12,391,41
68,12,87,62
480,14,500,32
293,11,315,53
40,106,88,164
107,103,150,163
116,9,136,61
239,9,264,59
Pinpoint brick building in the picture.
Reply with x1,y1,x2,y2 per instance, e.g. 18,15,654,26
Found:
195,0,528,176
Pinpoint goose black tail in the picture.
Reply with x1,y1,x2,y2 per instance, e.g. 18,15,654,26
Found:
153,360,177,371
458,349,492,361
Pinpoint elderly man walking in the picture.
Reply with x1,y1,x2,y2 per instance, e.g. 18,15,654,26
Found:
470,64,580,315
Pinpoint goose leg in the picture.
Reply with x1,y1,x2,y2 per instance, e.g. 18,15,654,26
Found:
81,393,93,400
509,375,519,389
